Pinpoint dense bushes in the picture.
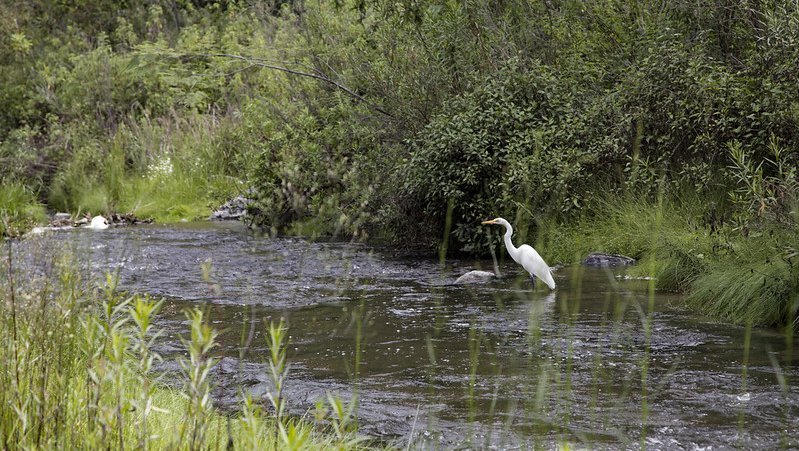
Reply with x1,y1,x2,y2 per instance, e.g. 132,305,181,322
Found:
0,2,268,222
249,100,385,238
3,0,797,242
402,63,615,250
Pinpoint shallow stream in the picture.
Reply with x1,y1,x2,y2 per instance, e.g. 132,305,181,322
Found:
17,222,799,448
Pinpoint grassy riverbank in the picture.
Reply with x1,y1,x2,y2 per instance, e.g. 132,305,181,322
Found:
541,191,799,327
0,246,369,450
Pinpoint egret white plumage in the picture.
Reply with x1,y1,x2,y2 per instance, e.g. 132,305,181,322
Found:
86,215,109,230
481,217,555,290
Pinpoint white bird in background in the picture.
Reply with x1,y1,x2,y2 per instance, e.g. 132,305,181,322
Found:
481,217,556,290
86,215,110,230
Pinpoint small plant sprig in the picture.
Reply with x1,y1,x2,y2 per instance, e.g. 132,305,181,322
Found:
314,392,365,448
180,308,218,450
264,320,289,436
87,272,133,448
278,418,311,451
128,295,164,451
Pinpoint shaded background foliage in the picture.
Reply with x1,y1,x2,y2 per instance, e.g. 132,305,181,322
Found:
1,0,798,252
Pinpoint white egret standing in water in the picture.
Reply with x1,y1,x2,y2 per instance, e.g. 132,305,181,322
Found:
481,217,556,290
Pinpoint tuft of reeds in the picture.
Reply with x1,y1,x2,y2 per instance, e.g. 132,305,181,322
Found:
687,233,799,326
543,186,799,327
544,191,715,290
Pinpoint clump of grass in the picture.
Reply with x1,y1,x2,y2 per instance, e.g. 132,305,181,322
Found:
113,114,245,222
0,181,47,237
687,230,799,327
545,191,715,290
45,114,245,223
546,187,799,326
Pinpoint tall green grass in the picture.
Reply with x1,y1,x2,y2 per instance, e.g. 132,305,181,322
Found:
0,243,374,450
0,181,47,237
46,114,248,222
544,191,715,290
687,230,799,327
541,188,798,327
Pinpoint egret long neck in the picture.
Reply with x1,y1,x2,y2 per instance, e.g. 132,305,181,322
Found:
502,223,521,263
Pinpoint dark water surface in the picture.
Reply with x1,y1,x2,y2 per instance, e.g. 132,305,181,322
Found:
17,222,799,449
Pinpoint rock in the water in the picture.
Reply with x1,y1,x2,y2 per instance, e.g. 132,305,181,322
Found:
582,252,636,267
454,270,496,284
210,195,252,221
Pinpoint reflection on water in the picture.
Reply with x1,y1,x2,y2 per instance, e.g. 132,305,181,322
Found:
15,222,799,448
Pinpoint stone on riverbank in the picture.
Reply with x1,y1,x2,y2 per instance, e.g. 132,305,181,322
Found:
210,195,252,221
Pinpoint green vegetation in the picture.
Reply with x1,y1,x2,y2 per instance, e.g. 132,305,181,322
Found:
0,181,47,237
1,1,798,325
0,246,370,450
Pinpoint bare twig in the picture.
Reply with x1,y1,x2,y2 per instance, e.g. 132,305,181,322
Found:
182,52,394,118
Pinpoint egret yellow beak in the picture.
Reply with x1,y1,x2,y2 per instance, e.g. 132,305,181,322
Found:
481,219,497,225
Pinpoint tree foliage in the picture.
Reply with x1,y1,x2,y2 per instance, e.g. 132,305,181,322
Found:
1,0,798,251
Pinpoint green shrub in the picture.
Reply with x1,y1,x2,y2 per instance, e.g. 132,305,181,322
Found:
250,97,384,238
726,137,798,231
400,62,624,251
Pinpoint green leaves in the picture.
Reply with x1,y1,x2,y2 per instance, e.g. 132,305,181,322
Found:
402,62,608,252
727,137,798,229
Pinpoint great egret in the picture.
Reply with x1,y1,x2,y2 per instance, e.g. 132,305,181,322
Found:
86,215,109,230
481,217,556,290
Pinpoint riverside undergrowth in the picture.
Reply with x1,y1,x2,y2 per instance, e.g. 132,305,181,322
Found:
543,186,799,328
0,182,47,237
0,240,373,450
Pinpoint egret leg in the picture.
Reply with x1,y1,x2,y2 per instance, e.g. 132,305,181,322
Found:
530,275,537,287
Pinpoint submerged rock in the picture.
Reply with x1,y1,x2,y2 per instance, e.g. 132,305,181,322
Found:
454,270,496,285
582,252,636,267
210,195,252,221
